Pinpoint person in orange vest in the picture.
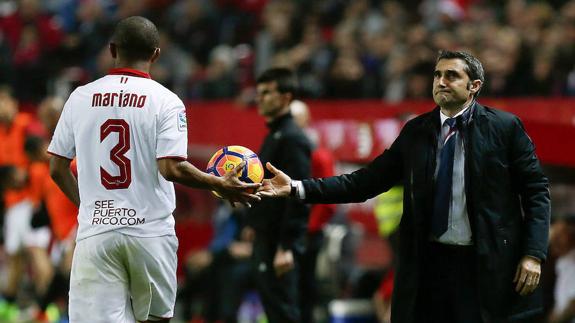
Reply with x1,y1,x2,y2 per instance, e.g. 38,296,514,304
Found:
35,97,80,322
23,135,56,322
0,86,36,321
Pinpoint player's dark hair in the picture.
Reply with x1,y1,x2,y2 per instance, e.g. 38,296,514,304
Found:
437,50,484,97
256,68,298,96
111,16,160,62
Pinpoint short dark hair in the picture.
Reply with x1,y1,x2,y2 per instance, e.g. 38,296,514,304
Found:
437,50,485,97
111,16,160,61
256,68,298,96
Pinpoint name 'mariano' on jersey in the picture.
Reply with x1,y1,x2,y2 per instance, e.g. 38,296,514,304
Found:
48,68,188,241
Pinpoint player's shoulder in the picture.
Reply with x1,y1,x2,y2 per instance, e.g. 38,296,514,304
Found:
70,76,108,96
146,79,184,106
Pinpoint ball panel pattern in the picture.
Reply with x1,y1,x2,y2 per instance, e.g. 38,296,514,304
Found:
206,146,264,186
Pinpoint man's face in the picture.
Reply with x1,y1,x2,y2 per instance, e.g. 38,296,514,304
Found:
256,81,290,119
432,58,478,109
0,94,17,124
38,98,63,132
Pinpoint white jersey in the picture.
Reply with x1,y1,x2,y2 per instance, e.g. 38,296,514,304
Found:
48,68,188,241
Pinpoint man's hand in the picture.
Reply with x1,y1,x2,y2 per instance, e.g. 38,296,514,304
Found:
273,247,294,277
513,256,541,296
214,161,261,207
257,162,292,198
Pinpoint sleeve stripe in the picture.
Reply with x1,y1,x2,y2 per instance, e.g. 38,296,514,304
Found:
157,156,187,161
47,151,74,161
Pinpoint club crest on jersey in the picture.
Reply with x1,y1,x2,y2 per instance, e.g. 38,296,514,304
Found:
178,110,187,132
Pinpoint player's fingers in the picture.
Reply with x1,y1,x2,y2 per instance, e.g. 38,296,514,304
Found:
241,182,261,189
233,161,247,175
243,193,261,202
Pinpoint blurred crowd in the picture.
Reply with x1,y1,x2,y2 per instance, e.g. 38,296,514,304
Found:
1,0,575,107
2,0,575,322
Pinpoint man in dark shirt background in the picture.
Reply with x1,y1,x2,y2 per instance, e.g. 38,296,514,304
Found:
246,67,312,323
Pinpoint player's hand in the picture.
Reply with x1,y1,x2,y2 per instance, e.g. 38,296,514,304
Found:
215,161,261,207
257,162,291,198
273,247,294,277
513,256,541,296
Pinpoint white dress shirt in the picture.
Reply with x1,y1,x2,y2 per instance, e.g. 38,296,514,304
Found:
435,105,473,245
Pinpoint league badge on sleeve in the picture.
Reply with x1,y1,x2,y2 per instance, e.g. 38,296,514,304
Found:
177,109,187,132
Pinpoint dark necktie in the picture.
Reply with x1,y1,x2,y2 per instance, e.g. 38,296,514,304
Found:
432,117,458,238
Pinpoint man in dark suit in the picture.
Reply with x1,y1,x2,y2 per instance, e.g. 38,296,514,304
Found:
258,51,550,323
246,67,312,323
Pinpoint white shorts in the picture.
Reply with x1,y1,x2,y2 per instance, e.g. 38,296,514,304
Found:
69,231,178,323
24,226,52,249
3,200,33,255
50,225,77,265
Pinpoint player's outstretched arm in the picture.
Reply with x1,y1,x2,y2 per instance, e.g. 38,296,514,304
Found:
158,158,261,207
257,162,292,198
49,156,80,207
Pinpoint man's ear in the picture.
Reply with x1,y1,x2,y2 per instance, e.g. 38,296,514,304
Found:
109,43,117,59
468,79,482,95
283,92,293,106
151,48,161,63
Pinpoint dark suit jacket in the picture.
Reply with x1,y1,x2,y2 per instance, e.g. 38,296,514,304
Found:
247,113,312,251
301,103,550,323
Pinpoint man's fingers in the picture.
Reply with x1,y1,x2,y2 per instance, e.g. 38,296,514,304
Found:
516,271,540,295
513,265,520,283
521,275,538,295
521,276,532,295
515,268,528,292
266,162,279,174
258,190,275,197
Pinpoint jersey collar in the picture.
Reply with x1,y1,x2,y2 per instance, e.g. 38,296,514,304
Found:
108,68,151,79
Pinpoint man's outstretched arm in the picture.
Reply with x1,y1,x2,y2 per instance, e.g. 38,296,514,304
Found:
158,158,261,207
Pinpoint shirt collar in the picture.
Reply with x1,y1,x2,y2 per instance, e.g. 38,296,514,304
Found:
108,68,151,79
267,113,292,131
439,100,474,126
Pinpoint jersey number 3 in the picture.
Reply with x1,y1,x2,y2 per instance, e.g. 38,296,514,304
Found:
100,119,131,189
